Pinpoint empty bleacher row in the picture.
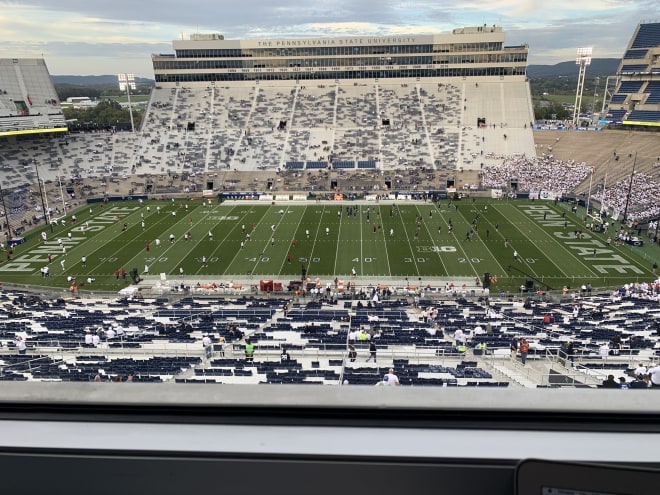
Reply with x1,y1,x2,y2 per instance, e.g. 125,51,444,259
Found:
631,22,660,49
284,159,378,170
0,59,66,134
0,78,533,201
0,279,658,387
608,21,660,125
134,80,534,174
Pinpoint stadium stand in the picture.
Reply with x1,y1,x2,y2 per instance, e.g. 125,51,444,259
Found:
0,59,66,136
0,278,658,388
617,81,645,93
620,64,650,73
623,49,648,59
631,22,660,48
607,21,660,126
0,24,658,392
645,81,660,103
627,110,660,122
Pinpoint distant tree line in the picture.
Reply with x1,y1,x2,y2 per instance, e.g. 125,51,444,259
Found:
55,84,102,101
63,100,142,131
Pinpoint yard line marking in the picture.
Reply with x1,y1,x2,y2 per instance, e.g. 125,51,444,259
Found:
359,205,364,275
249,204,292,275
276,205,307,276
85,203,211,280
490,204,579,278
439,203,481,278
377,205,393,277
414,204,449,276
192,204,263,276
119,201,230,277
333,205,343,276
307,204,327,279
395,205,420,277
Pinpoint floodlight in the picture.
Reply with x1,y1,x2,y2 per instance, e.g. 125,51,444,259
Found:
575,47,592,66
572,48,593,126
118,73,136,91
117,73,137,132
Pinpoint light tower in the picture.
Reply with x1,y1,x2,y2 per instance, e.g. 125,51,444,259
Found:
118,73,136,132
573,47,592,127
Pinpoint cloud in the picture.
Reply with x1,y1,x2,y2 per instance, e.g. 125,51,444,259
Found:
0,0,653,73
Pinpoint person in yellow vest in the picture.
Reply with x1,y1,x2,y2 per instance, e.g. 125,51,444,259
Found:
245,340,255,362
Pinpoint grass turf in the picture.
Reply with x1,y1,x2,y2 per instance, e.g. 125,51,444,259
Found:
0,198,655,293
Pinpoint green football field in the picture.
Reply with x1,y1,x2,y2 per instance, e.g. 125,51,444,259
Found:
0,198,655,292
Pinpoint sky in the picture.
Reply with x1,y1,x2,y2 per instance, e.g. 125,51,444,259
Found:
0,0,655,77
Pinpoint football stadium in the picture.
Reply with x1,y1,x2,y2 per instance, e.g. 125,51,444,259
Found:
0,22,658,391
1,16,660,495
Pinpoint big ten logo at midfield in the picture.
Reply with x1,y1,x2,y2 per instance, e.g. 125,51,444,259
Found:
417,246,457,253
208,216,240,221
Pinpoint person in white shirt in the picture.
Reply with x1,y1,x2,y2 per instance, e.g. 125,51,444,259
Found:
383,369,400,386
202,334,212,348
15,336,27,355
454,328,466,346
634,362,648,377
92,334,100,346
84,330,93,345
599,343,610,357
105,328,116,340
647,364,660,387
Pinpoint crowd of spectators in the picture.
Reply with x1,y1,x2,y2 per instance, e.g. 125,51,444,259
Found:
612,279,660,302
480,156,591,193
592,172,660,222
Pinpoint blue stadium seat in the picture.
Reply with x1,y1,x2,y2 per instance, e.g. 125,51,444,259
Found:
631,22,660,49
644,82,660,104
623,49,648,59
626,110,660,122
607,109,627,122
617,81,644,93
620,64,649,73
